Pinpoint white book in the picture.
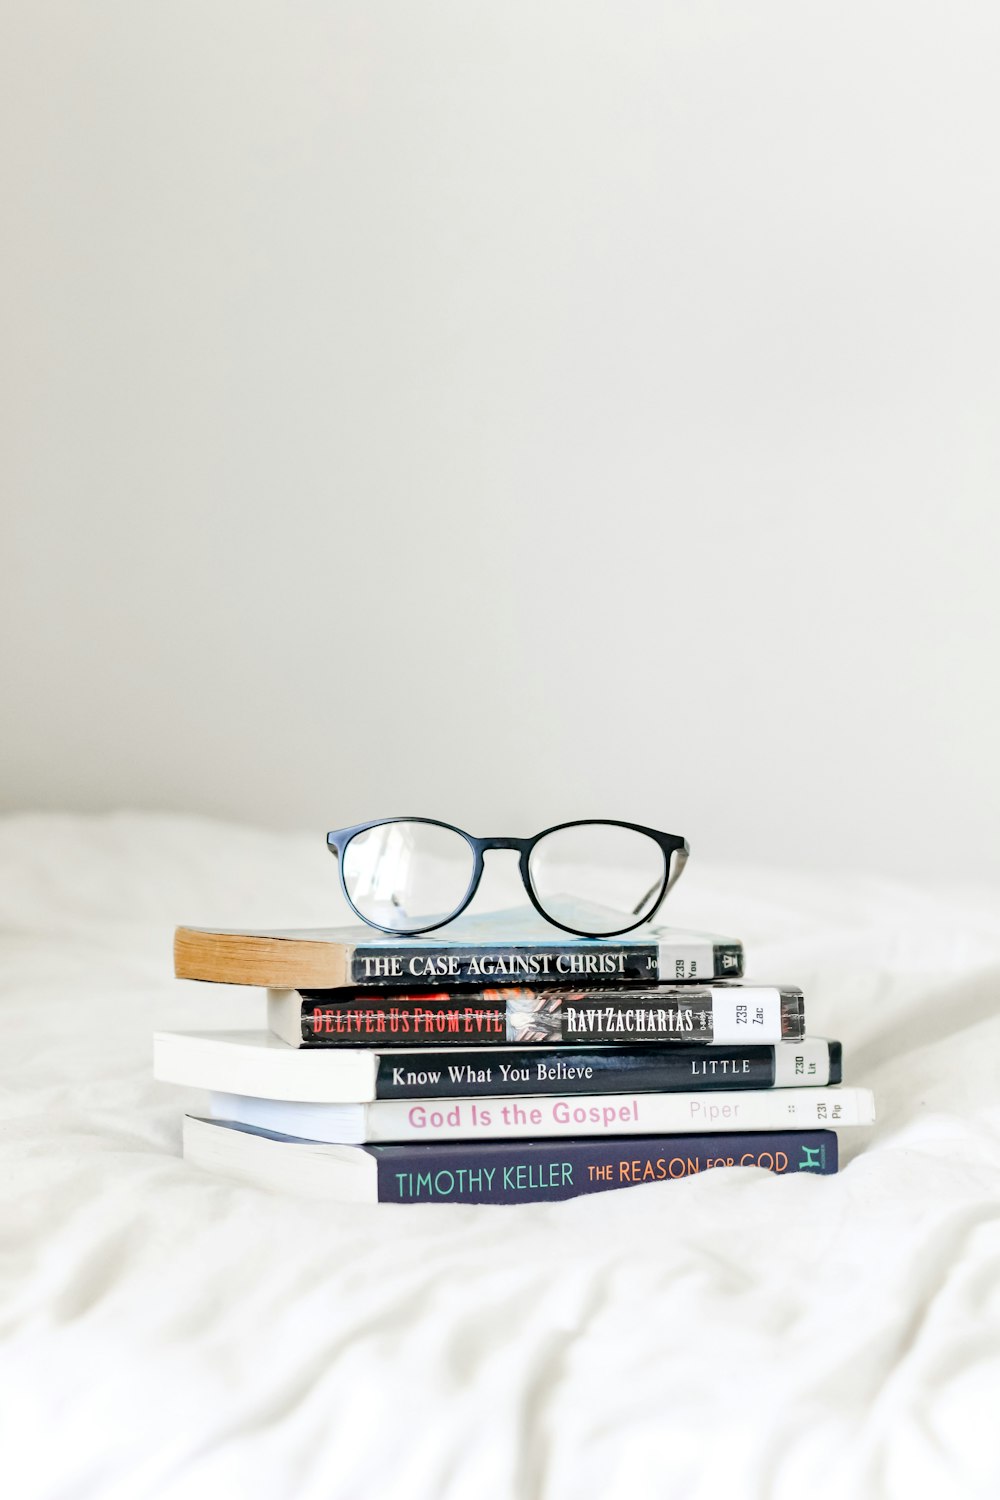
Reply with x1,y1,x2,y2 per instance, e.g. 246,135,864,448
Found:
154,1029,841,1105
206,1085,875,1145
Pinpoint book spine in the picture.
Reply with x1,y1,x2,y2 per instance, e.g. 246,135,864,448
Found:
367,1086,870,1142
297,986,802,1047
348,939,743,987
374,1039,838,1098
373,1130,838,1202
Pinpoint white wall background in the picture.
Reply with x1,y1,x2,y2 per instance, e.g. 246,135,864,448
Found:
2,2,998,880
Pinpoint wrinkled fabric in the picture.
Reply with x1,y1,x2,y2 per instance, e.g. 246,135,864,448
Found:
1,811,999,1500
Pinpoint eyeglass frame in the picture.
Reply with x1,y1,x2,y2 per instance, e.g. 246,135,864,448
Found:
326,817,690,938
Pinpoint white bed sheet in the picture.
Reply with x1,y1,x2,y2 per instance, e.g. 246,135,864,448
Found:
1,812,999,1500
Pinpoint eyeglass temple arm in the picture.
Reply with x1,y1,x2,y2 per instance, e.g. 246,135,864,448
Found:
631,843,690,916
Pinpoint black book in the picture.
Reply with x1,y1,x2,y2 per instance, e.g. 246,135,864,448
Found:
174,905,744,990
268,983,806,1048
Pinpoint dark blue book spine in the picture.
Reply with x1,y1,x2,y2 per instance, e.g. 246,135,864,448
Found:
371,1130,838,1203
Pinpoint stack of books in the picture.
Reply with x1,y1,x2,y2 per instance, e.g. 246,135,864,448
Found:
160,905,875,1204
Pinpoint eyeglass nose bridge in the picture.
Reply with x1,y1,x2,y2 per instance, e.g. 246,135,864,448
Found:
476,837,531,855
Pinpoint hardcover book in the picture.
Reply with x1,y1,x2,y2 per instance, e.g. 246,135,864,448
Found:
183,1118,839,1202
268,983,804,1047
205,1085,874,1144
174,905,744,990
154,1030,842,1104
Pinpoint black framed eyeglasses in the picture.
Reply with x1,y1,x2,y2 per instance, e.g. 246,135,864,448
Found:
326,819,689,938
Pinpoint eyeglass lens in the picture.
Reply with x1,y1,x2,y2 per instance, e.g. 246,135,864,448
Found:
342,821,475,931
528,823,666,933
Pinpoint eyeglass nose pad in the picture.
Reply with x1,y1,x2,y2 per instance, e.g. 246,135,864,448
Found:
474,844,526,905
